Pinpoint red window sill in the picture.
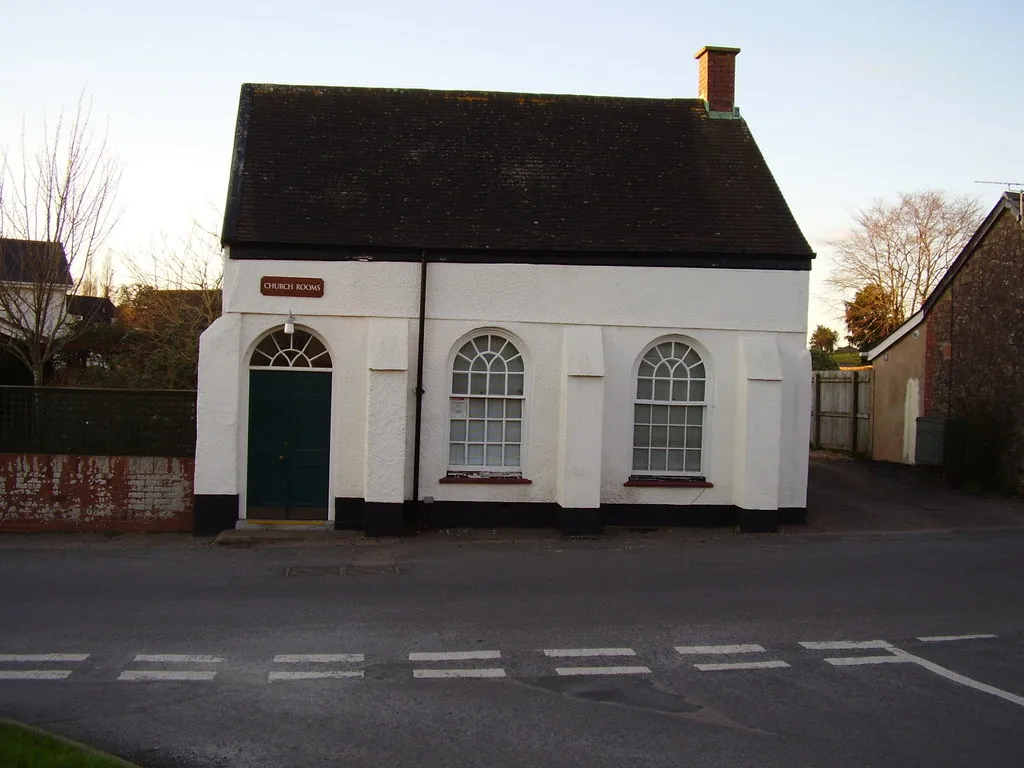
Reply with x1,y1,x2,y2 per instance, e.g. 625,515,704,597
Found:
439,475,533,485
624,479,714,488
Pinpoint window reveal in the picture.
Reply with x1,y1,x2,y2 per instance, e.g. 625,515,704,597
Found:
448,334,524,470
632,340,707,475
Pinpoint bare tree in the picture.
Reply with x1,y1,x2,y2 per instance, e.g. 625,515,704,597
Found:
111,220,223,389
0,94,122,384
827,190,983,327
78,249,115,299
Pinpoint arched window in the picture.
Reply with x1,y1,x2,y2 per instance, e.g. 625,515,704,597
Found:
250,329,332,369
448,333,525,471
633,339,707,475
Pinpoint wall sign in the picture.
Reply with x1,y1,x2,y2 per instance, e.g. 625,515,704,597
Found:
260,276,324,298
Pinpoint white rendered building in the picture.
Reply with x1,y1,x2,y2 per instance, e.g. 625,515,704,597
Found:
194,46,813,536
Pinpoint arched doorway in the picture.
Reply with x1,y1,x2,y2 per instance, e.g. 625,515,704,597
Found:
246,328,332,520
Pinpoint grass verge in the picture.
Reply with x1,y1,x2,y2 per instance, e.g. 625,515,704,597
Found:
0,719,139,768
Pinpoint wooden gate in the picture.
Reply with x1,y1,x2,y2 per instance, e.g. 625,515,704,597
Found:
810,370,872,454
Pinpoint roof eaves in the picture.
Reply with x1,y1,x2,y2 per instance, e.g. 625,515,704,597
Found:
866,309,926,361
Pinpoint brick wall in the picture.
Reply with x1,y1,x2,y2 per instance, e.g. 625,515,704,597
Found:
924,209,1024,491
0,454,194,532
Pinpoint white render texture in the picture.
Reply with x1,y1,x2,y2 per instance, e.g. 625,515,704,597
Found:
222,260,807,333
195,314,242,494
732,337,784,510
195,257,812,516
779,345,812,509
556,327,605,509
364,319,411,503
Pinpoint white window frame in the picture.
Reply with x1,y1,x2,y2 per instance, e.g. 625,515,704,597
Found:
631,337,709,478
447,332,526,475
249,328,332,369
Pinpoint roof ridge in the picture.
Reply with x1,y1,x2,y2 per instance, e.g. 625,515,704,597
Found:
246,82,705,103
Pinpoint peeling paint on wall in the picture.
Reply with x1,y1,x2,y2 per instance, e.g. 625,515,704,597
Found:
0,454,194,532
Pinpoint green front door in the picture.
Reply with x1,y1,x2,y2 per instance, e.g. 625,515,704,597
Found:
246,370,331,520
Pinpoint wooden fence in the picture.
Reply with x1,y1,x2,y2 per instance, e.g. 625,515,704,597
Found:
810,370,872,454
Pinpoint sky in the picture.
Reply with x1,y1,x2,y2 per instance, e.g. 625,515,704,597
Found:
3,0,1022,336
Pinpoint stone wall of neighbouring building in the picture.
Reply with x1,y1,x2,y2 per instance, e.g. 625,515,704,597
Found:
925,208,1024,492
0,454,194,531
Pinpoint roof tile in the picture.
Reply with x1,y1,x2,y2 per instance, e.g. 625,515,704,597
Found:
224,85,812,259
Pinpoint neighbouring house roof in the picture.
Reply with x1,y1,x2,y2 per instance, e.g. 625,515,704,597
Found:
921,191,1023,314
866,309,925,362
67,295,116,325
120,288,221,330
0,238,73,285
864,191,1023,360
222,84,813,266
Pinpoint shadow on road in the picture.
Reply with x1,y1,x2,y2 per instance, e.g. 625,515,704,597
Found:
806,457,1024,533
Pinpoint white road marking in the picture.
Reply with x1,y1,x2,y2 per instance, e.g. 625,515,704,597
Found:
0,654,89,663
118,671,217,681
889,648,1024,708
269,670,365,681
273,654,365,663
555,666,652,676
917,634,998,643
695,660,790,671
0,670,72,680
133,654,224,663
414,668,506,679
799,640,892,650
825,655,909,666
408,651,501,661
543,648,636,657
675,644,766,655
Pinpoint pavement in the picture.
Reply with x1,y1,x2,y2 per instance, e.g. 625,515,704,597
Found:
1,458,1020,554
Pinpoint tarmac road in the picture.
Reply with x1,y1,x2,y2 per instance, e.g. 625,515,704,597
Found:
1,526,1022,767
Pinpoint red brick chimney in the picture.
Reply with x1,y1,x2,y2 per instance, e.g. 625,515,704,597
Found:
694,46,741,115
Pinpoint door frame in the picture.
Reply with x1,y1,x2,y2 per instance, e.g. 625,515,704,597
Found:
238,324,335,523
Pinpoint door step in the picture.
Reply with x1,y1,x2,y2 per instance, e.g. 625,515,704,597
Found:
236,520,332,531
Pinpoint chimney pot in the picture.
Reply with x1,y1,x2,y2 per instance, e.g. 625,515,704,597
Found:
694,45,741,115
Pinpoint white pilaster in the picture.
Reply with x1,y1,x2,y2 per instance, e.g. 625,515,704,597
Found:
556,326,605,509
364,318,410,504
732,336,783,510
195,314,242,496
778,345,811,509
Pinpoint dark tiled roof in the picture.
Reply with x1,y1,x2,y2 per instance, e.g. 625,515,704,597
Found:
67,295,116,324
223,84,813,260
0,239,72,284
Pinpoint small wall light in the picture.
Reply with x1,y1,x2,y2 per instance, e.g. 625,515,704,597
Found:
283,311,295,335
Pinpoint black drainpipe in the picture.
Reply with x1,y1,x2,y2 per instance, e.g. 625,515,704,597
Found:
410,250,428,527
